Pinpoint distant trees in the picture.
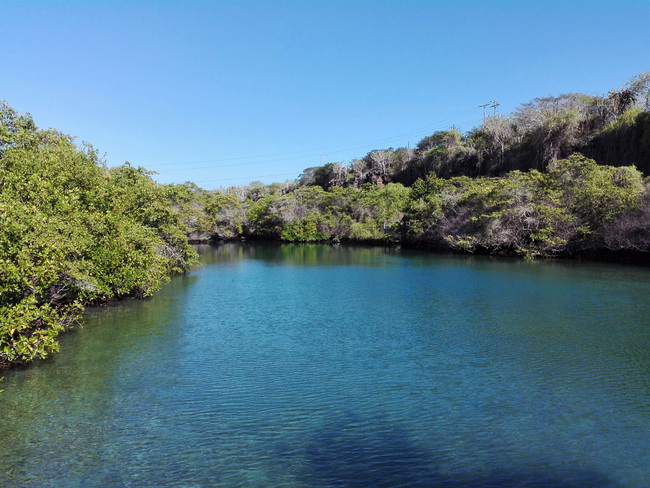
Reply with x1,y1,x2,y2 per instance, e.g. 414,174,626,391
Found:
172,73,650,258
178,153,648,260
287,72,650,188
368,149,393,179
299,163,348,189
241,183,409,242
168,182,247,241
626,71,650,110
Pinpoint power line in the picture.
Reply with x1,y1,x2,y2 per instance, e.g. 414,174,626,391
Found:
151,114,485,186
150,118,485,177
147,106,481,169
191,172,299,185
148,107,486,187
154,120,479,176
160,119,486,186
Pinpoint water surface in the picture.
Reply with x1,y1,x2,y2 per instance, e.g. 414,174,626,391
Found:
1,243,649,487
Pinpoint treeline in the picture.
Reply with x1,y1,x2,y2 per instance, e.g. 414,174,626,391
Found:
172,155,650,258
0,101,197,367
172,72,650,258
2,72,650,367
297,71,650,187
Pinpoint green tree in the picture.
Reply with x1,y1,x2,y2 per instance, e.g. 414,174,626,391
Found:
0,102,196,367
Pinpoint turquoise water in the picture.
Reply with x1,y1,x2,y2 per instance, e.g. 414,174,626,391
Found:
1,243,649,487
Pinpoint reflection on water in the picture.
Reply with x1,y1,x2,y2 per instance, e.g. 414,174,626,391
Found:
196,241,405,267
1,242,648,487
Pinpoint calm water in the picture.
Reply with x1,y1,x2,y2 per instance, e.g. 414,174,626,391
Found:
1,243,649,487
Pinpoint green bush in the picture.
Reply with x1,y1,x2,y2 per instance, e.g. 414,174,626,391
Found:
0,101,196,367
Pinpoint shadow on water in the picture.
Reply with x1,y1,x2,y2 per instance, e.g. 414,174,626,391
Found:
296,414,621,488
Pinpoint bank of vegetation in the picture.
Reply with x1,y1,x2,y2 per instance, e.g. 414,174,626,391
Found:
173,71,650,259
0,102,197,367
2,71,649,367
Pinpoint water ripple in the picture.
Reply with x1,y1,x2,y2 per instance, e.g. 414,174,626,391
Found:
0,243,648,487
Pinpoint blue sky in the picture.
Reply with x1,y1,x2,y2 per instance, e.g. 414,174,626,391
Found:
2,0,649,189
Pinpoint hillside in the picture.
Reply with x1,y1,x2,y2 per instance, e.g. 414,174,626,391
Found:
173,72,650,259
2,71,649,367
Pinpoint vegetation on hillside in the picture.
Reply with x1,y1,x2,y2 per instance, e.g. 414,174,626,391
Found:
2,71,649,368
172,155,648,258
173,71,650,258
292,71,650,187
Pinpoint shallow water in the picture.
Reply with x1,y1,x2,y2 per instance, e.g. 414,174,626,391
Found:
1,243,649,487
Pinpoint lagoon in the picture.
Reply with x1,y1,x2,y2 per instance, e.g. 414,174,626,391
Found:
1,243,649,487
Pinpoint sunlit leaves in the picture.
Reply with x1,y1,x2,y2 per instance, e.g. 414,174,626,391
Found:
403,155,647,257
0,102,197,367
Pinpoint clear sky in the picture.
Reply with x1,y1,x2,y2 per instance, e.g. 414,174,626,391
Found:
2,0,649,189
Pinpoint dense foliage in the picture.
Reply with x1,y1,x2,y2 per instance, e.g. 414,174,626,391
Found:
3,72,649,367
172,73,650,260
0,101,197,367
293,71,650,187
172,154,649,260
403,155,649,257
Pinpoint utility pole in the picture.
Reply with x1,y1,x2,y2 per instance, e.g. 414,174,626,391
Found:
479,103,490,122
490,99,500,115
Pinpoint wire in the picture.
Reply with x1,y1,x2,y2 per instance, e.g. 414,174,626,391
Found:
190,172,299,185
152,107,485,186
150,106,481,170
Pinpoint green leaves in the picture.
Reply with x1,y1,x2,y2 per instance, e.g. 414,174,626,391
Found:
548,154,645,235
403,155,648,256
244,184,409,243
0,102,197,367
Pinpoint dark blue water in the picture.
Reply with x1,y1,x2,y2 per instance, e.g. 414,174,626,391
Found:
1,243,649,487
